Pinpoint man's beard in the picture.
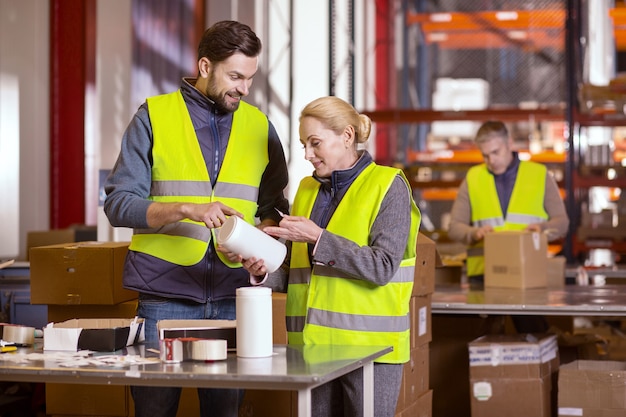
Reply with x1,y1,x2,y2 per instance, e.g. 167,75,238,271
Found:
205,74,240,113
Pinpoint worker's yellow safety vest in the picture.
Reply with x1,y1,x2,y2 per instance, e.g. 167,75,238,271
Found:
130,90,269,266
286,163,421,363
466,161,548,277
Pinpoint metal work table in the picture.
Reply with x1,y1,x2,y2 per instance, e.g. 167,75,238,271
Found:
432,284,626,316
0,343,391,417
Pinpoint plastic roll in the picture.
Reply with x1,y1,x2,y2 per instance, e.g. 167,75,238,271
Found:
3,325,35,346
191,339,227,361
236,287,273,358
217,216,287,273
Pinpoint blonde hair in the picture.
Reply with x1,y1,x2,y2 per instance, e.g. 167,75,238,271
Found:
299,96,371,144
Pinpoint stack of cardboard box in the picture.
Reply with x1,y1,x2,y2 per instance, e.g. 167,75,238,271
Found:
30,241,140,417
393,233,436,417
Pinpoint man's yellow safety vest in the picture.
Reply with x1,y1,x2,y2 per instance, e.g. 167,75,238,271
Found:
130,90,269,266
466,161,548,277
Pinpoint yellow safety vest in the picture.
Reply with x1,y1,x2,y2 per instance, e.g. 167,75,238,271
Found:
466,161,548,277
286,163,421,363
130,90,269,266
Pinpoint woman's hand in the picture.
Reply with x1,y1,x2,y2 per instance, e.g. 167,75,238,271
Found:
263,215,322,244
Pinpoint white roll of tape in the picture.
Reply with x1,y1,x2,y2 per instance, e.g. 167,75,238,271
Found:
3,325,35,346
191,339,227,361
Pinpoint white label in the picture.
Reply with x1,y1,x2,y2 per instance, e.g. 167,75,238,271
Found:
532,232,541,250
472,381,492,401
557,407,583,416
418,306,427,336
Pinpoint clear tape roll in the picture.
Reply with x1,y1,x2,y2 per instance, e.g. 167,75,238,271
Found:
191,339,227,361
3,325,35,345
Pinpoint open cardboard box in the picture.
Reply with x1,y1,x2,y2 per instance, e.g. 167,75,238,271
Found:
157,319,237,349
44,318,144,351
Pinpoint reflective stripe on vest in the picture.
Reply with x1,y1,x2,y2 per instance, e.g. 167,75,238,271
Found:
130,90,269,266
466,161,548,277
286,163,421,363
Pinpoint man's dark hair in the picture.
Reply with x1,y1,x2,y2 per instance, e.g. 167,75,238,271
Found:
198,20,262,63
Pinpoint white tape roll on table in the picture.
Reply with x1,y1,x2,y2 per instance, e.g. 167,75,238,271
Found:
191,339,227,361
3,325,35,345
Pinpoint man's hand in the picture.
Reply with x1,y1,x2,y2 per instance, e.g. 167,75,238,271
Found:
146,201,243,229
241,257,267,277
525,224,542,233
471,225,493,243
184,202,243,229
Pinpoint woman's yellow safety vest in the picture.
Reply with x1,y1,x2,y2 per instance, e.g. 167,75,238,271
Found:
286,163,421,364
130,90,269,266
466,161,548,277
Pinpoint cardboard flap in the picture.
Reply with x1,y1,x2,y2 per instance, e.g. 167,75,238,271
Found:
157,319,237,348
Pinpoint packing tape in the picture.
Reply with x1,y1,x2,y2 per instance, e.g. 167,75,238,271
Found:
3,325,35,345
191,339,227,361
160,338,184,363
159,338,228,362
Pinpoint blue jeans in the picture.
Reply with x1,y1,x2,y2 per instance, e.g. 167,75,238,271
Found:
131,295,241,417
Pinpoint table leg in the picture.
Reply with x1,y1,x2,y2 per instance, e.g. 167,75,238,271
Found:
298,388,312,417
363,361,374,417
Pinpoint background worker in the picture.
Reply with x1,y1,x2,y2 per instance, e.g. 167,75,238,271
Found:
448,120,569,284
447,120,569,331
241,96,421,417
104,20,289,417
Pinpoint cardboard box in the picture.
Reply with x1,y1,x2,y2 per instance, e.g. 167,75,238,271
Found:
43,318,144,351
240,390,297,417
434,264,462,286
45,384,129,416
558,360,626,415
395,389,433,417
413,233,441,296
484,231,548,289
547,256,566,288
469,334,559,417
30,241,137,305
399,343,430,411
26,226,97,261
157,319,236,349
47,300,138,322
272,292,288,344
410,295,432,349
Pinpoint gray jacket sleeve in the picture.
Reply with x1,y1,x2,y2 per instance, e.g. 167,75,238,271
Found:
447,179,476,245
103,104,153,228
